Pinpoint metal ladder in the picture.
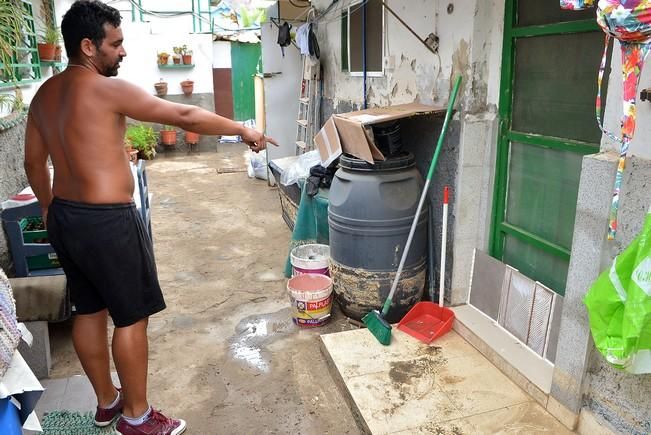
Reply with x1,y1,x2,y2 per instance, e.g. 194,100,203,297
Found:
295,57,320,155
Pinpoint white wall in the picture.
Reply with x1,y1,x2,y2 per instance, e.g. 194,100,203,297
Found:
311,0,504,110
12,0,214,104
213,41,232,68
260,5,303,160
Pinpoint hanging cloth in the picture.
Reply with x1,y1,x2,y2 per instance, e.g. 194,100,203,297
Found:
296,23,311,56
595,1,651,239
277,21,292,57
308,23,320,59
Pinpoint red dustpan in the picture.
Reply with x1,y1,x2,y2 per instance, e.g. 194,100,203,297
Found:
398,302,455,344
398,186,455,344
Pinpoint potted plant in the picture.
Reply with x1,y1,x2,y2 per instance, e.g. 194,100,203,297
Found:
154,78,168,97
184,131,200,144
125,124,157,160
172,46,182,64
157,51,170,65
180,79,194,96
160,125,177,147
37,0,60,62
38,24,60,61
181,45,193,65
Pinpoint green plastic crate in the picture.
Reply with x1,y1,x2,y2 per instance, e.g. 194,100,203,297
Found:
19,216,60,270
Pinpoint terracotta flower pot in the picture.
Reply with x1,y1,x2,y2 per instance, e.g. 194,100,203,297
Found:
158,54,169,65
180,80,194,96
54,45,62,61
185,131,200,144
182,54,192,65
173,56,181,64
154,81,168,97
160,130,177,146
37,43,56,61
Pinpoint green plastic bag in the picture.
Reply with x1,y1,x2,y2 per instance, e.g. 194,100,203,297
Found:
585,212,651,373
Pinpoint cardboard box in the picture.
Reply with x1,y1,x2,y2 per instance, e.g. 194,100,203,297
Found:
314,103,446,165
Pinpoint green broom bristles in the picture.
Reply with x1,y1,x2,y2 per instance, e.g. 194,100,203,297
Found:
362,309,392,345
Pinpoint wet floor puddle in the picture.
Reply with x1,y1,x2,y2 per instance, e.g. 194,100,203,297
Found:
228,308,296,372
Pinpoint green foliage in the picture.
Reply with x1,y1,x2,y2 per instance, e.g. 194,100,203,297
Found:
162,125,175,131
39,25,60,45
38,0,59,44
0,0,29,84
126,124,157,160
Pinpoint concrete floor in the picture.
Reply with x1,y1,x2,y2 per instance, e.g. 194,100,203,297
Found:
43,142,361,434
321,327,572,435
36,141,573,435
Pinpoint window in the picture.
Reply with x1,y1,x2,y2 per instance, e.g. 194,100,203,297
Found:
341,0,383,74
0,0,41,87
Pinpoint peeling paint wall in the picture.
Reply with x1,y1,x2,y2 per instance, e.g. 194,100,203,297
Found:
311,0,504,305
0,120,28,273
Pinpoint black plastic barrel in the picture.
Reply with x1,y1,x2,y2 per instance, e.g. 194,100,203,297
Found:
372,122,402,157
328,152,428,323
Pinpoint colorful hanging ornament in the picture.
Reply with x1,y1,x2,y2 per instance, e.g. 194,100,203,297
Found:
560,0,595,10
595,0,651,239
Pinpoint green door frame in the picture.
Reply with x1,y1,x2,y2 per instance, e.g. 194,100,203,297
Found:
489,0,602,291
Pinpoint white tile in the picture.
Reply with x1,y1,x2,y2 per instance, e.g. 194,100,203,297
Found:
345,371,463,434
434,354,532,416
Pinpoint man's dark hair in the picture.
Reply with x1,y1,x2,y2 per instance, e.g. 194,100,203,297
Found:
61,0,122,58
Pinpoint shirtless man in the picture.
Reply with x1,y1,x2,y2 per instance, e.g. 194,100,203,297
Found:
23,1,275,434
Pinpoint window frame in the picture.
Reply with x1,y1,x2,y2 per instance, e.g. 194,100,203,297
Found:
0,0,42,88
342,0,384,77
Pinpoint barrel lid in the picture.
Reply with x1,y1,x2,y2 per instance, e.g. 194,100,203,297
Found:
339,152,415,171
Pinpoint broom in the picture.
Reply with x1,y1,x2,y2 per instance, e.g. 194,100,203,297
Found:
363,75,463,345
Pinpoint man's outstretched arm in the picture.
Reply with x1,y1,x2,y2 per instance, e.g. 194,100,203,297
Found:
107,79,277,151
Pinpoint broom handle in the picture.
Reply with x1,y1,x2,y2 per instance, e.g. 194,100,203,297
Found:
381,75,463,316
439,186,449,307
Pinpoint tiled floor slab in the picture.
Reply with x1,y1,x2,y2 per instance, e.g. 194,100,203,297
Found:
322,327,567,434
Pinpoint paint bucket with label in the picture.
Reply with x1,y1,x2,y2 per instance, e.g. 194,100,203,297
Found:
290,244,330,277
287,274,333,327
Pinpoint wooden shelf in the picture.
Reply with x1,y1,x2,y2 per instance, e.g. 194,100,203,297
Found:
158,64,194,69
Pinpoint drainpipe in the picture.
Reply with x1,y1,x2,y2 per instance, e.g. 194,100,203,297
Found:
362,0,368,109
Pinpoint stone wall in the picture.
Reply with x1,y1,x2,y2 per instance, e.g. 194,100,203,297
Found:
0,117,28,273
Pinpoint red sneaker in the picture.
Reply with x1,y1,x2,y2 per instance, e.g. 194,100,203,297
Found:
116,408,187,435
94,388,122,427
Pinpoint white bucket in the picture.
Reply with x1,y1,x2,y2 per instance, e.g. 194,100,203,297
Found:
287,273,333,327
290,244,330,277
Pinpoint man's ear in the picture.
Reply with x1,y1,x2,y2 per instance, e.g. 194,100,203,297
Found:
79,38,96,57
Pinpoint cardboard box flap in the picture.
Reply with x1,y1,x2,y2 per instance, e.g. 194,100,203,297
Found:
337,103,445,126
314,117,342,167
333,116,378,163
314,103,446,165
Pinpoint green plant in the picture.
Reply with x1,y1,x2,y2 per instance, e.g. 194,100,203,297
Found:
0,0,29,83
162,125,175,131
39,24,60,44
172,46,183,55
126,124,157,160
38,0,59,44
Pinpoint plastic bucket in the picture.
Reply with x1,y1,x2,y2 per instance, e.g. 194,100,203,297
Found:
287,274,333,327
290,244,330,277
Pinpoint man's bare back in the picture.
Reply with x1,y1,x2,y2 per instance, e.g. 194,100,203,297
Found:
29,67,134,204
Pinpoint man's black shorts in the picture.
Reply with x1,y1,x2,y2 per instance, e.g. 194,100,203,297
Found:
47,197,166,327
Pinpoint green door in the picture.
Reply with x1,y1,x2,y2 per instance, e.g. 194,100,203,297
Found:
490,1,610,295
230,42,261,121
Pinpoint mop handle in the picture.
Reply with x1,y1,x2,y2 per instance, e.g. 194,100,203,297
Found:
439,186,449,307
381,75,463,316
